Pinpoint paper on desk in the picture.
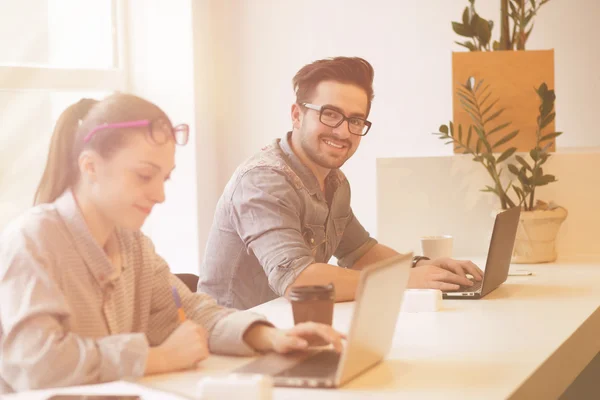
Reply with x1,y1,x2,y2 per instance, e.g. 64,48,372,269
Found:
2,380,188,400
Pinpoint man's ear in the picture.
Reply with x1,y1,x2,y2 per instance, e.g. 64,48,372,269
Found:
78,150,99,183
291,103,303,130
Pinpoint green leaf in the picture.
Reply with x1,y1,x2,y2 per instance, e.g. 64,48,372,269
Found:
458,124,463,142
481,185,497,193
445,140,455,145
466,125,473,147
474,77,484,93
469,12,481,31
455,41,477,51
540,112,556,129
540,99,554,119
508,163,520,175
452,22,475,38
477,84,491,101
524,24,534,43
524,12,535,27
484,108,505,124
497,147,517,163
457,92,477,107
540,131,562,142
488,123,513,137
439,125,449,134
474,124,485,140
535,174,557,186
457,85,473,96
475,18,492,46
542,141,553,152
545,89,556,104
473,155,484,162
530,148,539,162
476,139,482,154
518,171,530,186
513,186,528,205
479,91,494,108
537,82,549,97
462,6,470,25
464,109,483,128
483,153,496,163
494,131,519,148
449,121,455,136
509,0,518,16
460,101,481,121
516,155,532,171
480,99,500,118
482,140,493,154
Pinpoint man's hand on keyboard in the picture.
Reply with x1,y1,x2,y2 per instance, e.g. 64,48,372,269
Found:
409,258,482,292
425,257,483,281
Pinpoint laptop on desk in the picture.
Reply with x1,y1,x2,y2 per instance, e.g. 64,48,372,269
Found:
443,206,520,300
234,253,413,389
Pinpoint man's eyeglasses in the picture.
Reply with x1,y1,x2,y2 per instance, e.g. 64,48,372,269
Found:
83,119,189,146
302,103,371,136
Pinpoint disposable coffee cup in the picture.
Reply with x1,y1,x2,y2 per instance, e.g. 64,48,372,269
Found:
420,235,453,260
288,283,335,326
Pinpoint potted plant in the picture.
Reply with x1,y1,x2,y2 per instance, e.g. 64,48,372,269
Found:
434,78,567,263
451,0,555,153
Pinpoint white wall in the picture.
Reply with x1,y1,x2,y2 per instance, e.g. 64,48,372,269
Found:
126,0,199,273
377,151,600,258
196,0,600,247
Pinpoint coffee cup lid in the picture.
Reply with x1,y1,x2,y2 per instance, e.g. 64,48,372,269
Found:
288,283,335,301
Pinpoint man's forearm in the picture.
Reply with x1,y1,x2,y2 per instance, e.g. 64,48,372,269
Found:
351,243,401,270
286,263,360,302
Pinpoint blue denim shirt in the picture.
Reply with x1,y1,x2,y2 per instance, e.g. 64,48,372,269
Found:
198,132,377,309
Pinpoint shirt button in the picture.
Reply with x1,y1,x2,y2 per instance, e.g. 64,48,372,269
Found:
310,238,315,244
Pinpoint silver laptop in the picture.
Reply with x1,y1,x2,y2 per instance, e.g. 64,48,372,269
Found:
234,253,413,388
443,207,521,299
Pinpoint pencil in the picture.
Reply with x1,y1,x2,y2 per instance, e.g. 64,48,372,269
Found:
171,286,187,322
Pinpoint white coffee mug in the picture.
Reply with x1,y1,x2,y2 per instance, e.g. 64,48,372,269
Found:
420,235,453,260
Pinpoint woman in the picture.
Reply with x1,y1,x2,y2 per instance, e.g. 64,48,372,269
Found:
0,93,343,393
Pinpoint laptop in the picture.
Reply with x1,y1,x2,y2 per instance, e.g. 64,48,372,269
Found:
443,206,521,300
234,253,413,388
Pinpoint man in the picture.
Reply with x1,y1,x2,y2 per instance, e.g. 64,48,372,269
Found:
199,57,483,310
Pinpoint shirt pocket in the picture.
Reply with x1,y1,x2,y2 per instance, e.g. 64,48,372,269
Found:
302,223,326,255
333,215,351,237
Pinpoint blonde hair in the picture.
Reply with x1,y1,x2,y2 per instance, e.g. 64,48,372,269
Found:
34,93,171,205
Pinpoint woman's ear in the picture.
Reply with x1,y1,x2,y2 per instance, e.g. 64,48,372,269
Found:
78,150,99,184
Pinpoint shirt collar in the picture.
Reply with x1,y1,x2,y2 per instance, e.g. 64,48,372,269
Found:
278,131,344,197
54,189,121,288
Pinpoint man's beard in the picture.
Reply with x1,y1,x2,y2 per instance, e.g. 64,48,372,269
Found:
300,131,353,170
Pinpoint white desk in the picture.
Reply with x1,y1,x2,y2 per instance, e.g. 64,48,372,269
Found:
6,257,600,399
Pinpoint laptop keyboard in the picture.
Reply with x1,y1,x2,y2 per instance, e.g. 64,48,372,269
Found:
458,278,483,292
275,351,341,378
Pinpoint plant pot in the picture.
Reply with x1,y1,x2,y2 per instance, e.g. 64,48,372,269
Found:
512,207,568,264
452,50,555,153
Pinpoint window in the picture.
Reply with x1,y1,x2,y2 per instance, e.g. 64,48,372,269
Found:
0,0,127,228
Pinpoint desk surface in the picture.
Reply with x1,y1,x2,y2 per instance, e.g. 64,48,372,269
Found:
7,257,600,400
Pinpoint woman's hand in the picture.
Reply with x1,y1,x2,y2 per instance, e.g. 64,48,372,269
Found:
244,322,345,354
145,320,209,375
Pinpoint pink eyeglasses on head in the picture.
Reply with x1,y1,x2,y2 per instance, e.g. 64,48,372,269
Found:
83,119,189,146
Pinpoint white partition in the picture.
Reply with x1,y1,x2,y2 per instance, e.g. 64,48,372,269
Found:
376,151,600,259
